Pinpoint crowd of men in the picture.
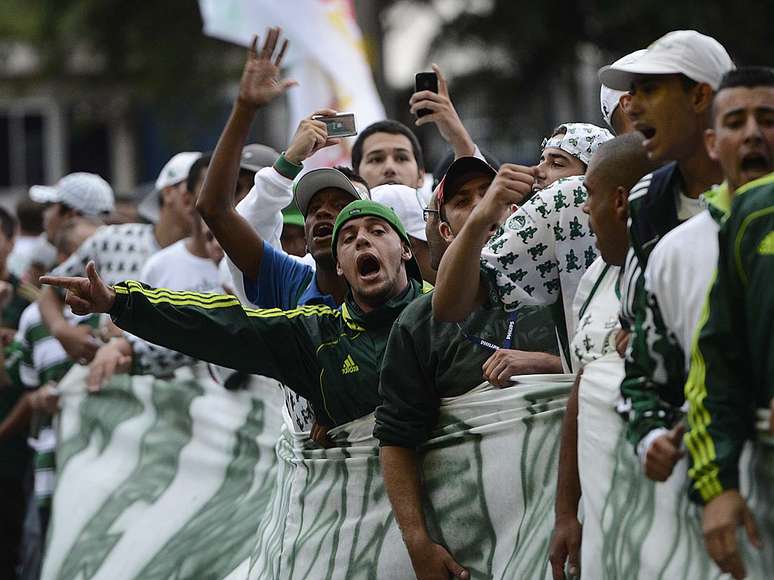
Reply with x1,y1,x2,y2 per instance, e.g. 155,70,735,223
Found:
0,24,772,580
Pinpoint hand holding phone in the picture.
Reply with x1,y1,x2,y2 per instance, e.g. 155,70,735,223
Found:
414,72,439,117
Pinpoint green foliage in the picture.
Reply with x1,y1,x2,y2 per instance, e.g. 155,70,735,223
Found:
1,0,242,106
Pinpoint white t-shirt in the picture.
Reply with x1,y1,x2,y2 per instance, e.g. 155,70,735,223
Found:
128,238,222,377
141,239,221,293
571,257,622,369
675,191,705,221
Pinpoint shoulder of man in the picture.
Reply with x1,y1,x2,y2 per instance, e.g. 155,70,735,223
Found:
628,162,682,264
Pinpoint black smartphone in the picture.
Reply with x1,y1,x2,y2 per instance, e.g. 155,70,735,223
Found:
414,72,438,118
313,112,357,138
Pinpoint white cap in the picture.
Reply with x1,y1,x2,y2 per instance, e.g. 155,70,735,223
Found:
29,172,115,215
154,151,202,191
599,31,734,91
370,184,427,242
600,49,647,129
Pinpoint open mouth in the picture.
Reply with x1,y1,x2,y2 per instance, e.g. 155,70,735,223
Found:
312,222,333,240
356,253,381,279
740,151,771,174
635,123,657,142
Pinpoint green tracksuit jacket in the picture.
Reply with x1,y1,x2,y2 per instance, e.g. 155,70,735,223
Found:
685,173,774,503
620,185,730,449
109,278,426,427
375,292,558,448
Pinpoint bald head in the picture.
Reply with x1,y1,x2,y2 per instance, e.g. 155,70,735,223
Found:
587,132,658,193
583,133,659,266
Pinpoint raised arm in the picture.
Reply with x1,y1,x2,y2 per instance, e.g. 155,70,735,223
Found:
195,28,296,280
410,64,475,159
432,164,535,321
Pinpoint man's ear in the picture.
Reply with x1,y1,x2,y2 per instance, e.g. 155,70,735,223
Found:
693,83,714,115
439,220,454,243
415,169,425,189
704,128,718,162
336,260,344,277
401,241,413,262
614,185,629,222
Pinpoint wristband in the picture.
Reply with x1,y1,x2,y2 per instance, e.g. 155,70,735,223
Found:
274,153,303,180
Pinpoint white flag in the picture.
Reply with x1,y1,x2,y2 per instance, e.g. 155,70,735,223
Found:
199,0,386,168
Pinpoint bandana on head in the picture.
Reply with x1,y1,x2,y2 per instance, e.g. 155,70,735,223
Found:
541,123,614,166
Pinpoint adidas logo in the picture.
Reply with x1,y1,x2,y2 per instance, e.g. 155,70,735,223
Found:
758,231,774,255
341,355,359,375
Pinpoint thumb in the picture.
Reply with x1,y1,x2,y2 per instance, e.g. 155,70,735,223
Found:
281,79,298,91
668,423,686,445
743,506,762,549
445,556,468,579
85,261,101,287
567,548,580,577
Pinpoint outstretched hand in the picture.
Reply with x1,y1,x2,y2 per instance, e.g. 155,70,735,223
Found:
237,27,297,110
39,261,116,316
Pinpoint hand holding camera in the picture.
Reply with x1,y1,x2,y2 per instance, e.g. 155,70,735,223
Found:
285,109,345,165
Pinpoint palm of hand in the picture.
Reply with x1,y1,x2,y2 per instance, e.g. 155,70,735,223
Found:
237,28,292,109
239,59,282,108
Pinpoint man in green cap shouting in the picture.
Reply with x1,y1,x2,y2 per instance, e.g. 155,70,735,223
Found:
39,200,426,430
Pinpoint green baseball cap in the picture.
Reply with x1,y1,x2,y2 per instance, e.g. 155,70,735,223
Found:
331,199,423,283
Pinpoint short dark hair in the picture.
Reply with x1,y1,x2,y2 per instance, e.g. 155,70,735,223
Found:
333,165,370,192
717,66,774,92
0,207,17,240
712,67,774,120
15,198,44,234
351,120,424,172
186,153,212,193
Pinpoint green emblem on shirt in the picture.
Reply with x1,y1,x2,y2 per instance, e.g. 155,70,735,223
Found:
341,355,360,375
758,231,774,255
569,217,584,239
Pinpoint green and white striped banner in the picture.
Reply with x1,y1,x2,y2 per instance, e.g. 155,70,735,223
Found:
579,353,774,579
248,375,573,580
41,365,285,580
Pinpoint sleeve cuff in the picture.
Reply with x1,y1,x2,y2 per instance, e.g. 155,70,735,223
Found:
108,287,128,322
273,153,303,180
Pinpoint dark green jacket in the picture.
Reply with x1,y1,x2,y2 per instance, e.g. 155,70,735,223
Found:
109,279,426,427
685,173,774,503
620,162,695,446
375,292,558,448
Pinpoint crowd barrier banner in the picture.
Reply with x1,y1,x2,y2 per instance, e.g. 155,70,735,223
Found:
579,353,774,579
40,365,285,580
248,375,573,580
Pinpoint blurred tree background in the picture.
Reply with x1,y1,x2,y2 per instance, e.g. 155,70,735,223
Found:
0,0,772,183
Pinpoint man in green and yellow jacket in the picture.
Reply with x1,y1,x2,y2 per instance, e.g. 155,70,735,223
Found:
683,67,774,580
40,200,427,431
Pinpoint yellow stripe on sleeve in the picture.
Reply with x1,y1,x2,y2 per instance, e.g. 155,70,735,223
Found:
684,272,723,502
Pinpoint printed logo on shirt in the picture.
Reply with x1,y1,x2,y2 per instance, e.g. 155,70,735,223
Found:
758,231,774,255
341,355,359,375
